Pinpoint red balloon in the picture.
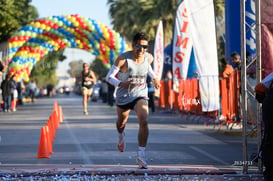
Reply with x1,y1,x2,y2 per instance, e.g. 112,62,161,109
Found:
100,43,106,53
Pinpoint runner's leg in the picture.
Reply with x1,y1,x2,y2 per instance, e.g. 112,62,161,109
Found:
134,99,149,147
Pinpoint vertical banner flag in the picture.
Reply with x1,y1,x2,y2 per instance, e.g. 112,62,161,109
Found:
173,0,219,112
172,1,193,80
163,44,172,77
224,1,241,63
225,0,256,63
153,20,164,80
245,0,256,60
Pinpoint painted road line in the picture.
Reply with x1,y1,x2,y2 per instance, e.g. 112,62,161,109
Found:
190,146,229,165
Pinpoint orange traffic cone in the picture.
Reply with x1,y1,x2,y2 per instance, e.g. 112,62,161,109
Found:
53,110,59,129
58,106,63,123
37,126,50,158
53,101,58,114
49,114,56,139
46,120,54,143
45,125,53,154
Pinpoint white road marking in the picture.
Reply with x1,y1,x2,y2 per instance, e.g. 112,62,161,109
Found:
190,146,229,165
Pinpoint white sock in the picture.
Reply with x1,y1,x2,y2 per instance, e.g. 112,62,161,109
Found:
138,146,146,157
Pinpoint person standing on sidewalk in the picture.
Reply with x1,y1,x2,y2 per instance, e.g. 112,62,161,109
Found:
28,80,36,102
11,76,18,111
106,32,160,169
230,52,242,122
81,63,96,115
1,74,13,112
255,72,273,181
107,82,115,108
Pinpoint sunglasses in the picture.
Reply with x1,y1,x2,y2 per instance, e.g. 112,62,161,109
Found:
135,44,148,49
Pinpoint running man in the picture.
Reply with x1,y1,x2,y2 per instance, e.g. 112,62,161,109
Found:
81,63,96,115
106,32,160,168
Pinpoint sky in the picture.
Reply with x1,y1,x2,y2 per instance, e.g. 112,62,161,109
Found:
30,0,112,73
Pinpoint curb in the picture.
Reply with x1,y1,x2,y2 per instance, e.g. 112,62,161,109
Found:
0,164,258,176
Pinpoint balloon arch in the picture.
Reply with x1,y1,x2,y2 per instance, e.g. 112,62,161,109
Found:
7,14,128,82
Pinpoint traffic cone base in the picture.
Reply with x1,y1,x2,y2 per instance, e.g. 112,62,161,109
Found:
37,127,50,158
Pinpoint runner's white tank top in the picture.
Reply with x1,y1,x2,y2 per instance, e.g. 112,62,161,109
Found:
116,51,149,105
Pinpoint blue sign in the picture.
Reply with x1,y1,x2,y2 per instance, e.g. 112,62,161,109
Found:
245,0,256,61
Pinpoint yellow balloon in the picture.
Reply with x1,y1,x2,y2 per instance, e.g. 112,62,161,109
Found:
18,41,25,46
35,22,40,28
105,64,111,69
104,33,110,41
46,26,51,31
105,47,110,56
70,16,76,22
71,18,79,27
76,40,83,48
40,24,46,30
11,42,18,48
24,77,29,82
16,51,24,56
97,55,104,61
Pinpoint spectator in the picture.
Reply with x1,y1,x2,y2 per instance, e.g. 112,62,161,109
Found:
101,77,108,103
47,84,54,97
220,57,234,78
231,51,241,70
28,80,36,102
107,82,115,108
0,61,4,72
17,81,24,105
218,57,234,121
1,74,13,112
255,72,273,181
230,52,241,122
11,76,18,111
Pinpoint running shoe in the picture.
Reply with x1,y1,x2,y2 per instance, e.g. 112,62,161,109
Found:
136,155,148,169
84,111,88,115
117,133,125,152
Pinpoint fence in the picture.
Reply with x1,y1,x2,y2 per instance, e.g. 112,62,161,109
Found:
158,70,243,129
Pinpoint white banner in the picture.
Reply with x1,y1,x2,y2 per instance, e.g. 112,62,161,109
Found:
172,0,220,111
153,20,164,80
188,0,219,111
172,1,193,80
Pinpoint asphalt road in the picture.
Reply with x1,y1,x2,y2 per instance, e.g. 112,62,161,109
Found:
0,93,263,180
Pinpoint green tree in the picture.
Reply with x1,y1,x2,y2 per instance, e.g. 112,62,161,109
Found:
68,59,85,78
107,0,225,54
0,0,39,42
214,0,225,59
30,49,65,87
107,0,177,45
90,59,108,80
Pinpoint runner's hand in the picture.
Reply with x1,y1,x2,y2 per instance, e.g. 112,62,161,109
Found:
154,78,161,89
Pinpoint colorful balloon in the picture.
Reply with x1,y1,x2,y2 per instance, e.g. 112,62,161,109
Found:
7,14,128,82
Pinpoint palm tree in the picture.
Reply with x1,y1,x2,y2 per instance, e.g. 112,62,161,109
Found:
107,0,178,46
107,0,224,53
139,0,178,46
